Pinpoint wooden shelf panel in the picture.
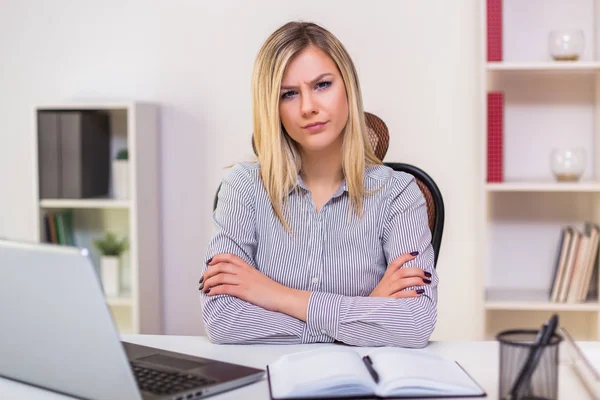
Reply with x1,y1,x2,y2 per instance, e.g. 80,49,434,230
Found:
487,62,600,72
486,182,600,192
485,289,600,311
40,199,131,209
35,101,139,111
107,296,133,307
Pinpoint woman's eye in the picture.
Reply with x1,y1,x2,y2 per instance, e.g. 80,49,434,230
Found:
316,81,332,90
281,90,297,99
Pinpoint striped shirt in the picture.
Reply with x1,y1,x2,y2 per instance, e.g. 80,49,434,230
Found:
201,162,438,347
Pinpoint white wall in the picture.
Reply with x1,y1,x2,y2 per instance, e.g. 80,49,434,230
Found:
0,0,482,339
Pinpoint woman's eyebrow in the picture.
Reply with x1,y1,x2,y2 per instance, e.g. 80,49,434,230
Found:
280,73,335,91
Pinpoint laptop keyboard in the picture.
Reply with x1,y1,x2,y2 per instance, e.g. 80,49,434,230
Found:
131,362,216,396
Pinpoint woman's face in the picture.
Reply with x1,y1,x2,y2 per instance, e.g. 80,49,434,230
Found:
279,46,349,155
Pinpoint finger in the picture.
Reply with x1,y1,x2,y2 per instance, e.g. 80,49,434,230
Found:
209,253,247,267
204,272,241,293
395,268,428,280
205,284,239,297
203,262,239,281
390,277,427,292
392,289,425,299
386,252,419,272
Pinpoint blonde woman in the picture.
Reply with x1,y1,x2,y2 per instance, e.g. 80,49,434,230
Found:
199,21,437,347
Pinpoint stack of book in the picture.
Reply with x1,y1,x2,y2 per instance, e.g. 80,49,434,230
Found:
43,210,75,246
549,223,600,303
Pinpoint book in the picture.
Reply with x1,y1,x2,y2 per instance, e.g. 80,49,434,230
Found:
60,111,111,199
37,111,61,198
266,347,486,399
549,227,572,302
576,223,599,302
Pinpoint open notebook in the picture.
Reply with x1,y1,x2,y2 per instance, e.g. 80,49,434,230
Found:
267,347,486,399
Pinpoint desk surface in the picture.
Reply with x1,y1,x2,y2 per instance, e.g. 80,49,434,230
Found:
0,335,597,400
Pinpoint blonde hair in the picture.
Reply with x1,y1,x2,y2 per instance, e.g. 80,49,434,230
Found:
252,21,381,231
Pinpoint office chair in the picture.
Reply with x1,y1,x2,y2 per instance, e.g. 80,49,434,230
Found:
212,112,445,268
361,112,444,268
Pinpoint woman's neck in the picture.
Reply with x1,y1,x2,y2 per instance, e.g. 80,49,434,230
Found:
300,147,344,192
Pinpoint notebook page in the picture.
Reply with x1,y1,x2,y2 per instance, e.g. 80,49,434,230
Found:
269,347,375,399
369,348,483,397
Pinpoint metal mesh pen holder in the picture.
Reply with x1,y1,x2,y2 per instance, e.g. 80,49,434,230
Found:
497,329,562,400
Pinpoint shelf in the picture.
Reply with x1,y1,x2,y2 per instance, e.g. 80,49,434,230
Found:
107,296,133,307
487,62,600,72
35,101,142,111
485,289,600,311
486,182,600,192
40,199,131,209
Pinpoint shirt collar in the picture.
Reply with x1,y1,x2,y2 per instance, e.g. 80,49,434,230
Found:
291,173,348,198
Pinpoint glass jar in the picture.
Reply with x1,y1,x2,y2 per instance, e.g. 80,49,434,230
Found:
549,29,584,61
550,148,586,182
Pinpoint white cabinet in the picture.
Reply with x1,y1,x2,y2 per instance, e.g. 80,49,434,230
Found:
33,101,162,334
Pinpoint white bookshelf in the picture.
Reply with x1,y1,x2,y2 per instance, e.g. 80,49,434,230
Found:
481,0,600,341
32,100,162,335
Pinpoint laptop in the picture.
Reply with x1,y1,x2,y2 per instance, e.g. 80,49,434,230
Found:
0,239,265,400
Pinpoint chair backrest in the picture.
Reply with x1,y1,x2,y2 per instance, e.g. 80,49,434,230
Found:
213,112,444,267
362,112,444,268
384,163,444,268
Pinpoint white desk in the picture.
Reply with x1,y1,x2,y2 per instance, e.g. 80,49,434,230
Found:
0,335,597,399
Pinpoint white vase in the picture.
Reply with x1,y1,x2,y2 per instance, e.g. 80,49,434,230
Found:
101,256,120,297
112,160,129,199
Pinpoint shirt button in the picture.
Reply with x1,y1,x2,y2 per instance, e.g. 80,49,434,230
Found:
312,277,319,284
320,329,327,335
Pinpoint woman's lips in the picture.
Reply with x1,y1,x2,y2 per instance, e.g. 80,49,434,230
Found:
303,121,328,132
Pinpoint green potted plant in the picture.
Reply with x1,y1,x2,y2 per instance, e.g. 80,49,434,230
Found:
94,232,128,296
113,148,129,200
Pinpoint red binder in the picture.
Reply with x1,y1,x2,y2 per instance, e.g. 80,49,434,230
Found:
487,0,502,61
487,92,504,183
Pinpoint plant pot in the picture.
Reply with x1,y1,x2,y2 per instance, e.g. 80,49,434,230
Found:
112,160,129,200
101,256,120,297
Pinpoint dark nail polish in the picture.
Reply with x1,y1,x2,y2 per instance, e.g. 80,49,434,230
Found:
410,251,419,256
424,272,431,278
423,279,431,284
199,276,204,284
198,283,204,290
205,288,211,294
207,257,213,264
416,289,425,294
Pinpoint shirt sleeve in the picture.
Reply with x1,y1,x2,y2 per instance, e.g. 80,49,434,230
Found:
303,173,438,347
201,163,322,344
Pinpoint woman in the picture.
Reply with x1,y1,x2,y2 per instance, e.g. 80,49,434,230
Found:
199,21,437,347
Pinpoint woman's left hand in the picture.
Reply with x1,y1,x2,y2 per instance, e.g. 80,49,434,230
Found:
201,254,286,312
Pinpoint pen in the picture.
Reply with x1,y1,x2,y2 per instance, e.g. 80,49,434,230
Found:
507,314,559,400
362,355,379,384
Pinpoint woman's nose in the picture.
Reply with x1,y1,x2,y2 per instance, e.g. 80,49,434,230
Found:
300,92,318,116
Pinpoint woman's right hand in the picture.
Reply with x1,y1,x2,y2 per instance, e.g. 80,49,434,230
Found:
369,252,432,299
